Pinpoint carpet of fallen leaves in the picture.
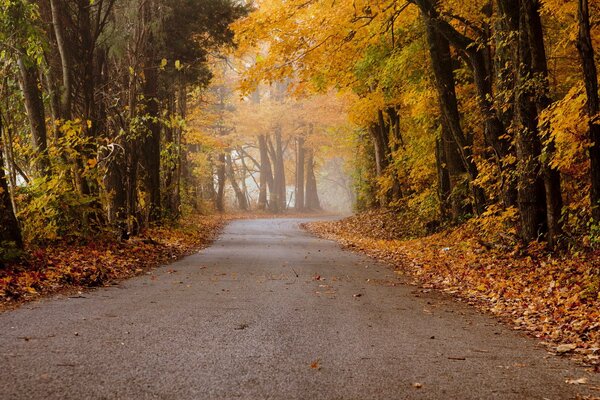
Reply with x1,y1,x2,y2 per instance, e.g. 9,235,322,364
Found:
304,211,600,370
0,214,227,309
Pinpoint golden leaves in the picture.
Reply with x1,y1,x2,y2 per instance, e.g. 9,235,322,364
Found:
305,210,600,367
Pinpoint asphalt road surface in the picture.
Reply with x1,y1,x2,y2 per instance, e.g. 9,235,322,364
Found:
1,218,599,399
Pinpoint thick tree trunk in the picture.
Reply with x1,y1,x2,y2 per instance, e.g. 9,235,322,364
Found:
577,0,600,222
423,16,485,214
0,115,23,250
525,0,562,246
17,58,51,175
514,0,548,242
295,136,305,211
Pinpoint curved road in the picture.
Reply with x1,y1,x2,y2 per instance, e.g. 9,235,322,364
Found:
1,218,599,399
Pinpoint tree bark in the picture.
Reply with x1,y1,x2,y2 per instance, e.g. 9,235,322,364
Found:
226,153,248,211
0,114,23,251
423,15,486,214
215,153,226,212
17,58,51,176
49,0,72,120
305,148,320,210
514,0,548,242
295,135,305,211
577,0,600,222
257,134,273,210
141,59,162,223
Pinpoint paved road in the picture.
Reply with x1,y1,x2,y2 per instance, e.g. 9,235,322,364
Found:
1,218,599,399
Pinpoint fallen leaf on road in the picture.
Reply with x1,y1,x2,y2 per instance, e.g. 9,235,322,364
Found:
310,359,321,370
556,344,577,354
565,377,588,385
412,383,423,389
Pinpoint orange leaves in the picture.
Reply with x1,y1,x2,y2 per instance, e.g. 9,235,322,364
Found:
305,211,600,367
0,215,225,308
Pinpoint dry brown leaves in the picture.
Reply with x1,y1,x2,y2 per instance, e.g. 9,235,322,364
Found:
0,215,226,309
304,211,600,369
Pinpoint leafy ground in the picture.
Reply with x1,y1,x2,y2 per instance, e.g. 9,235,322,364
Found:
0,214,227,310
304,211,600,372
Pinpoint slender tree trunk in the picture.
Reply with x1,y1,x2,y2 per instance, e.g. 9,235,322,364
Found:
577,0,600,222
215,153,226,212
49,0,72,120
305,149,320,210
0,115,23,250
441,118,468,220
266,135,279,212
226,153,248,211
17,58,51,175
105,143,128,239
387,107,403,202
257,134,272,210
295,136,305,211
436,136,451,220
141,59,162,223
514,0,547,242
525,0,562,246
368,123,388,178
275,129,286,211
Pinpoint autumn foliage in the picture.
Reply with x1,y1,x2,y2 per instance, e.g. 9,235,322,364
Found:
0,215,225,307
305,213,600,369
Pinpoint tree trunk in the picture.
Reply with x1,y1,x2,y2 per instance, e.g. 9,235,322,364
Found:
105,143,128,239
0,115,23,251
215,153,226,212
526,0,562,246
577,0,600,222
305,149,320,210
441,118,468,220
226,153,248,211
268,129,287,213
17,58,51,176
423,16,486,214
141,60,162,223
436,136,451,220
514,0,548,242
266,135,279,212
257,135,272,210
295,136,305,211
49,0,72,120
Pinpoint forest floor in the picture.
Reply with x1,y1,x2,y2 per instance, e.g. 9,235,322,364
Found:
0,214,228,310
304,210,600,374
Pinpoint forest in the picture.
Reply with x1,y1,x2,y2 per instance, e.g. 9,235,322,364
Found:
1,0,600,397
232,0,600,250
1,0,600,334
